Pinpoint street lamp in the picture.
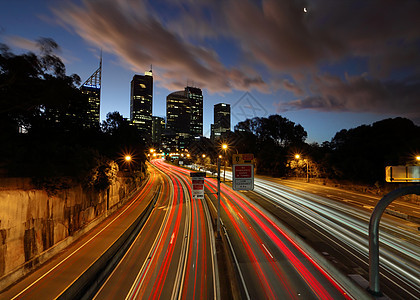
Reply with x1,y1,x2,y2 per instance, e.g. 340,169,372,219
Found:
201,154,206,171
123,154,133,173
295,154,309,182
221,144,229,182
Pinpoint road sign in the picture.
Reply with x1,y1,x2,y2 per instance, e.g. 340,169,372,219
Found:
385,166,420,182
190,172,206,199
233,164,254,191
232,153,254,164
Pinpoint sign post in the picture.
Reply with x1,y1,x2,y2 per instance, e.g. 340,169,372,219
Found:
232,154,254,191
190,172,206,199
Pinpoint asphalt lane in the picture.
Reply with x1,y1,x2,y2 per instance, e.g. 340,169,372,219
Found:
262,177,420,222
93,159,217,299
224,172,420,299
204,176,352,299
0,168,160,300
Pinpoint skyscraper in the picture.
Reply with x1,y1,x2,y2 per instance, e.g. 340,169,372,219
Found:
80,58,102,128
213,103,231,140
166,90,190,135
165,86,203,150
130,70,153,141
152,116,165,146
186,86,203,137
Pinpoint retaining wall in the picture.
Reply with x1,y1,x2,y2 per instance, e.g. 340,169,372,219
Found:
0,175,140,289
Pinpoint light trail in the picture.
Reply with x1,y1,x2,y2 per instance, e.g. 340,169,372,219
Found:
224,171,420,299
149,159,217,299
204,174,351,299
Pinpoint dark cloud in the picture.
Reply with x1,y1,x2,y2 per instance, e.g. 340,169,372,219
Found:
282,79,304,96
52,0,268,93
52,0,419,117
277,74,420,120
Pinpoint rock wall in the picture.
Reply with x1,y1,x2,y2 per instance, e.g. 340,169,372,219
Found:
0,175,140,287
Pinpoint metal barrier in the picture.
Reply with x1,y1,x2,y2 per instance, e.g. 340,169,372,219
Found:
368,185,420,296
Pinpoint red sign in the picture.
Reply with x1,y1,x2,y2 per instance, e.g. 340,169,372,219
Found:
190,174,205,199
233,164,254,191
234,165,252,178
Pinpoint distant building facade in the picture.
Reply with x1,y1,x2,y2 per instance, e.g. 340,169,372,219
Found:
80,59,102,128
152,116,165,146
130,70,153,141
213,103,230,140
186,86,203,137
165,86,203,150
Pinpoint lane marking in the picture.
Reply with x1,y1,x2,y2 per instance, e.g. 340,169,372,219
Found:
11,177,155,300
262,243,274,259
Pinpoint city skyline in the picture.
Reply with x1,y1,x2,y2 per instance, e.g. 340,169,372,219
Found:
1,0,419,143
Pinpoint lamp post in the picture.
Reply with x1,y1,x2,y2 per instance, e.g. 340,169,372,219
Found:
202,154,206,171
295,154,309,182
124,154,133,173
221,143,228,182
216,156,221,238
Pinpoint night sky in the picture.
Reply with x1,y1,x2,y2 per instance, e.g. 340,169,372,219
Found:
1,0,419,143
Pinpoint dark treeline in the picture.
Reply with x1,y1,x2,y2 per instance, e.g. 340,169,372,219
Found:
233,115,420,185
188,114,420,186
0,40,146,192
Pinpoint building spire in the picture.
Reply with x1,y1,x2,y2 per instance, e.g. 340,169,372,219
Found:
81,51,102,89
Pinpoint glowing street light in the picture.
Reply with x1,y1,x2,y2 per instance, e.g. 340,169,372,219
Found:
202,154,206,158
150,148,155,153
294,154,309,182
416,155,420,161
125,155,132,162
222,143,228,150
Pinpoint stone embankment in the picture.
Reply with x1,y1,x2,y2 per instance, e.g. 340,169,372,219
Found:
0,174,143,291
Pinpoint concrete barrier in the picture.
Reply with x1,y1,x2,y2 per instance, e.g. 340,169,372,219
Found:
58,185,161,299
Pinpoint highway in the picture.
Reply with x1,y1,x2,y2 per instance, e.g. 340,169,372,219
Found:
2,158,417,299
93,159,218,299
162,160,353,299
225,171,420,299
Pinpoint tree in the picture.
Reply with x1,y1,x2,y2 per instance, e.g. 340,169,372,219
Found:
233,114,307,176
0,39,83,137
0,41,146,192
327,117,420,184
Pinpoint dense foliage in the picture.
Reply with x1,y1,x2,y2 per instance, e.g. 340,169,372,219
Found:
223,115,419,185
323,117,420,184
233,115,307,176
0,40,146,191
